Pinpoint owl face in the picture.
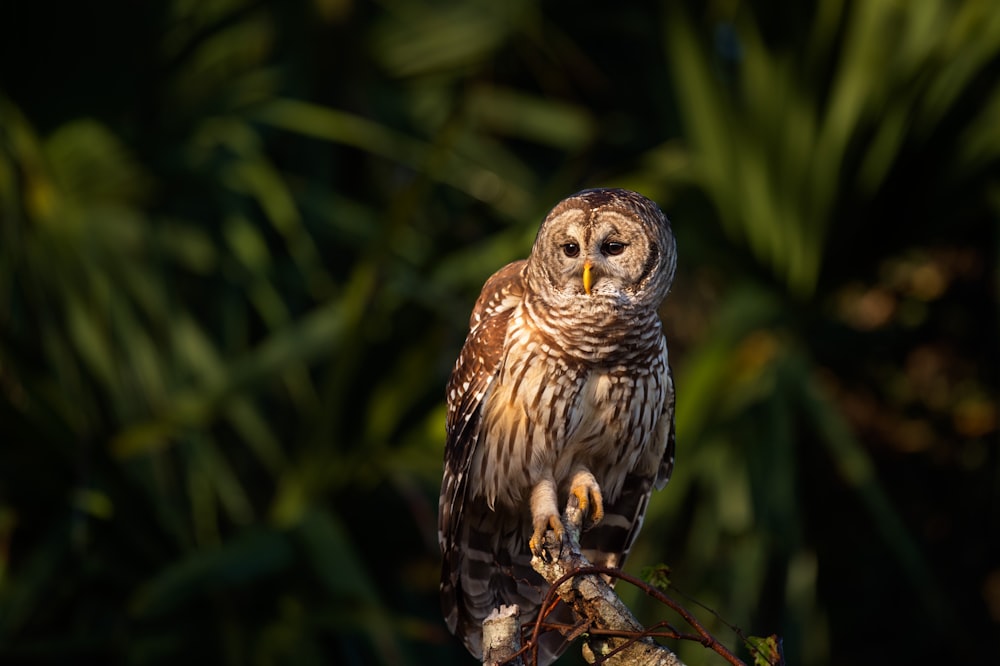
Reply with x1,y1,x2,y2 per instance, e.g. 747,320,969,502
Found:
526,189,676,310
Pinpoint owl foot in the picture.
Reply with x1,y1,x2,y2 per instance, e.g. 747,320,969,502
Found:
568,468,604,531
529,512,563,560
529,478,563,560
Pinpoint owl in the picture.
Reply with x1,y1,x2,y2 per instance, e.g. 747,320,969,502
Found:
438,188,677,663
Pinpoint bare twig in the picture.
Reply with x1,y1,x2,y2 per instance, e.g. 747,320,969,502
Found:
571,566,744,666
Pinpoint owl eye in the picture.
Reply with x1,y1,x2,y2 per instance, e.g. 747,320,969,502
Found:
602,240,627,256
561,242,580,258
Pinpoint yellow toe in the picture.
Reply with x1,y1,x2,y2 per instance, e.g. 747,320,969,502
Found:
570,482,604,526
530,514,563,556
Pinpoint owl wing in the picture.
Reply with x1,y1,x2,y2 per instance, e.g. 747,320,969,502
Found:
656,362,676,489
439,260,526,638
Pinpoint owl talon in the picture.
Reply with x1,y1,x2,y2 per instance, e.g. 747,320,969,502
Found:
568,469,604,531
529,513,563,559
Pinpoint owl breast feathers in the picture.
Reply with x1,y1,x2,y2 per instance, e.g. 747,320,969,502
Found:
438,188,677,663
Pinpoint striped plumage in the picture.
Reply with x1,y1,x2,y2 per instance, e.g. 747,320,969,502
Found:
439,189,677,663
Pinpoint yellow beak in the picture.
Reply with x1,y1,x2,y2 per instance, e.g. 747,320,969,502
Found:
582,260,593,296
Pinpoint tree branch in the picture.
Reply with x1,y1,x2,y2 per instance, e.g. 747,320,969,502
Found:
527,502,686,665
482,604,525,666
480,502,776,665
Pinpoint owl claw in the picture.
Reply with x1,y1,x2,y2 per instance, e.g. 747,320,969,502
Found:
529,513,563,559
568,470,604,530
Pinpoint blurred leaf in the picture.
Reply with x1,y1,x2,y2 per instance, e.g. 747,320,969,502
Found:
165,10,275,109
294,510,376,603
370,0,523,77
797,367,945,621
466,84,596,150
44,119,151,205
112,299,347,458
157,220,218,274
254,98,533,214
665,0,1000,296
131,527,293,617
293,509,409,665
0,518,72,638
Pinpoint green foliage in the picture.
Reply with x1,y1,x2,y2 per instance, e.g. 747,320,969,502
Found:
746,634,783,666
1,1,998,665
640,563,673,593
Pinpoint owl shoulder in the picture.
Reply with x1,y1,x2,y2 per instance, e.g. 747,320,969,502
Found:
467,260,528,330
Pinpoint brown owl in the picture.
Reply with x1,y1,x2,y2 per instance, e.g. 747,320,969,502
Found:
439,188,677,663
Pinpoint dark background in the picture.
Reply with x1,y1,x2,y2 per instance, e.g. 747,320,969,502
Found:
1,1,998,664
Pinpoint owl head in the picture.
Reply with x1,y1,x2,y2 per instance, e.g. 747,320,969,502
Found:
525,188,677,310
